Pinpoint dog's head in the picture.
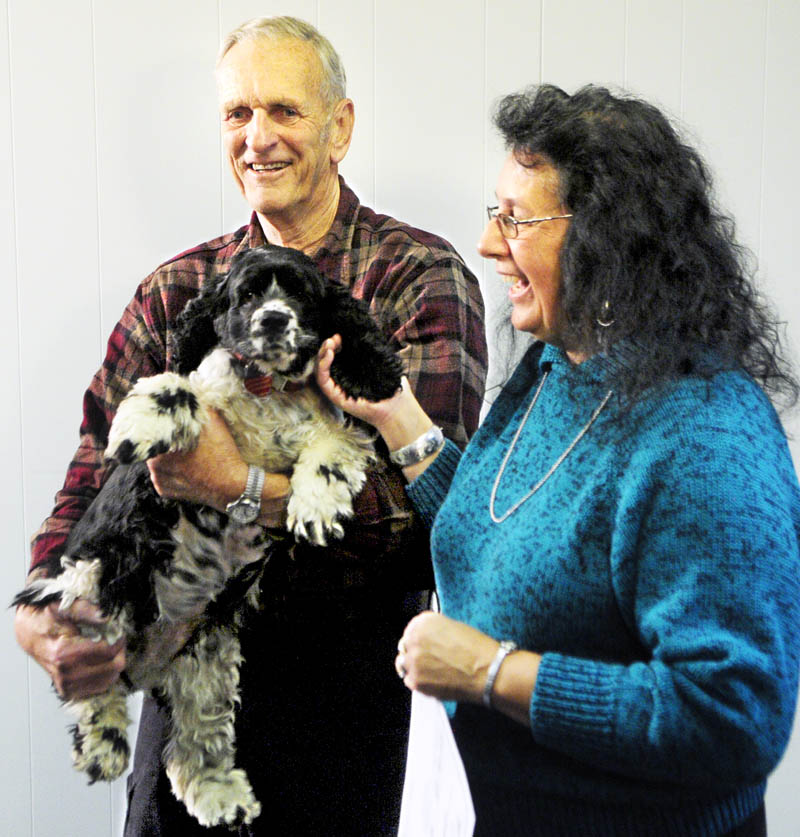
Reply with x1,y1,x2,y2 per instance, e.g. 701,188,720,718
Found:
216,246,327,378
172,245,403,399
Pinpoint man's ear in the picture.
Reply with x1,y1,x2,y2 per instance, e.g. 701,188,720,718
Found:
329,98,354,165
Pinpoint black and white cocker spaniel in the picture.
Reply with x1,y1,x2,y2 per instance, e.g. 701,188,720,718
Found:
14,245,402,828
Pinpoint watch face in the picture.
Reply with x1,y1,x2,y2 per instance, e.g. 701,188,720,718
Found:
227,499,259,525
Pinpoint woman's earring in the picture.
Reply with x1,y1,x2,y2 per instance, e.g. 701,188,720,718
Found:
597,299,615,328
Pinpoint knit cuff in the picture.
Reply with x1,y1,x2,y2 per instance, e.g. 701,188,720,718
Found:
405,439,462,529
530,653,620,759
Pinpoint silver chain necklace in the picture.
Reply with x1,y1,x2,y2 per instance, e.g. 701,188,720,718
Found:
489,371,613,523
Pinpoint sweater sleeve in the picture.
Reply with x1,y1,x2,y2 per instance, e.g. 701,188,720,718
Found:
530,383,800,789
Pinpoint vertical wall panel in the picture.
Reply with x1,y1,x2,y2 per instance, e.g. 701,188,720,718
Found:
625,0,683,115
682,0,767,251
760,3,800,827
93,0,221,332
8,0,109,831
541,0,626,90
10,0,103,536
1,0,33,831
319,0,375,207
374,0,485,276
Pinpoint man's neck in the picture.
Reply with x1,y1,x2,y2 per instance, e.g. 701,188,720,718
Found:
257,177,341,255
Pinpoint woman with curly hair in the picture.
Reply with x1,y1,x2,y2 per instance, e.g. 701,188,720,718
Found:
317,84,800,836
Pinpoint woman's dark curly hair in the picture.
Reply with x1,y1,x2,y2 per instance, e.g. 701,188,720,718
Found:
494,83,797,408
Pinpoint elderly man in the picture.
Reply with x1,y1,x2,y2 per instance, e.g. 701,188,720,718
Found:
14,15,486,837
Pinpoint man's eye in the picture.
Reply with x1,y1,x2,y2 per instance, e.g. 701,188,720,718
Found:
276,106,300,122
226,108,251,123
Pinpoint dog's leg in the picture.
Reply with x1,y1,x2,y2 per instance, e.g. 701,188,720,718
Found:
105,372,207,463
16,556,133,781
161,625,260,828
68,682,131,782
287,428,375,545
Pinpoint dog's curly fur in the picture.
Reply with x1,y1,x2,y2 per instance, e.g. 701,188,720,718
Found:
14,245,402,828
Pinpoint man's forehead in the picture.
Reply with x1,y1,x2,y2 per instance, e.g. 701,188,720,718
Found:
216,36,324,105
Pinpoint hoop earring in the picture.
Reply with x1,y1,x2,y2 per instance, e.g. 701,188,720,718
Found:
597,299,615,328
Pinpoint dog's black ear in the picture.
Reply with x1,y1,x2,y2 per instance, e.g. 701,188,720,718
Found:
322,284,403,401
170,272,230,374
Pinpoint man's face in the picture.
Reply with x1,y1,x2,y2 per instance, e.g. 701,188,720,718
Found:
217,37,342,227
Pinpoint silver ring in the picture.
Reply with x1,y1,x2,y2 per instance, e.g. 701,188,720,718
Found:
397,664,407,679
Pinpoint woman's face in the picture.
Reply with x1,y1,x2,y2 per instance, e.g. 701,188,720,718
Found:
479,154,576,356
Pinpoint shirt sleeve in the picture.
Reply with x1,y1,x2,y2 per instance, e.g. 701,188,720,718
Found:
529,399,800,789
29,273,176,570
387,256,487,448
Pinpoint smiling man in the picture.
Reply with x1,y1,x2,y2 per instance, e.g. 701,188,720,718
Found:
15,16,486,836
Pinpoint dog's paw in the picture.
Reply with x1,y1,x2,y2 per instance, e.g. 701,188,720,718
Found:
286,461,367,546
106,373,205,463
180,768,261,828
72,724,130,782
69,691,130,783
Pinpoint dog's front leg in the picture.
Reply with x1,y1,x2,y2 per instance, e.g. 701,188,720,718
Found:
105,372,207,463
161,625,260,828
286,431,374,545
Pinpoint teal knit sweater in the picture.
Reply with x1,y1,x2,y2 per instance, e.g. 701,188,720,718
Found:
407,342,800,836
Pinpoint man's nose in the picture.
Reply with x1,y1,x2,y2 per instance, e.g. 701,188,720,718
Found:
246,110,278,152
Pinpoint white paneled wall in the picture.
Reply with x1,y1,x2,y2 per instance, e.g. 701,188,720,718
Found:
3,2,798,835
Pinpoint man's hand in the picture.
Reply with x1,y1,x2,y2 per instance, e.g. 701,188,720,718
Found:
147,408,249,507
147,408,290,527
14,596,126,700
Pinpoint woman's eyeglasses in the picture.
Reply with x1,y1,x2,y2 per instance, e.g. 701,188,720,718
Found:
486,206,573,239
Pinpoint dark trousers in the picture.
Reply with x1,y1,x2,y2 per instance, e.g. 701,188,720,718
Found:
123,584,423,836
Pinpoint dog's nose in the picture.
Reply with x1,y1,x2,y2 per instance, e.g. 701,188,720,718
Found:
259,309,290,334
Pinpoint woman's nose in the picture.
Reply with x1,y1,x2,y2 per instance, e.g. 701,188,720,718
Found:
477,216,507,260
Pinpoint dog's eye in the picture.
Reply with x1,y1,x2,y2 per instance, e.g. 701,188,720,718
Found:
238,288,257,303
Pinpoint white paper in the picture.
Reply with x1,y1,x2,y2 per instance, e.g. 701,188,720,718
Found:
397,690,476,837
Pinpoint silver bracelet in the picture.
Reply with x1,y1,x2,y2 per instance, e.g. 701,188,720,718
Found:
389,425,444,467
482,640,519,709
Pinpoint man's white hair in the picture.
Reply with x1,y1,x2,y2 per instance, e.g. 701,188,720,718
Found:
218,16,347,109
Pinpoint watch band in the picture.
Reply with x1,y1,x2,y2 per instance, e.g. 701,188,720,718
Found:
225,464,265,524
482,640,519,709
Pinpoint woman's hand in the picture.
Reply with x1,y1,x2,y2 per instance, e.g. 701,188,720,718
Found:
317,336,442,480
394,611,502,703
14,596,126,700
315,335,413,432
395,611,541,726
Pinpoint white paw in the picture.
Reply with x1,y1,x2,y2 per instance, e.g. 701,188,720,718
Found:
286,460,367,545
69,687,131,782
182,768,261,828
106,373,205,463
72,725,130,782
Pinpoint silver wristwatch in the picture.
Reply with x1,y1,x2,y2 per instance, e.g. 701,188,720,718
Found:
225,464,265,525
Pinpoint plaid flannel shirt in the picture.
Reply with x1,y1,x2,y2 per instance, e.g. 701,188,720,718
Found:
31,179,487,581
